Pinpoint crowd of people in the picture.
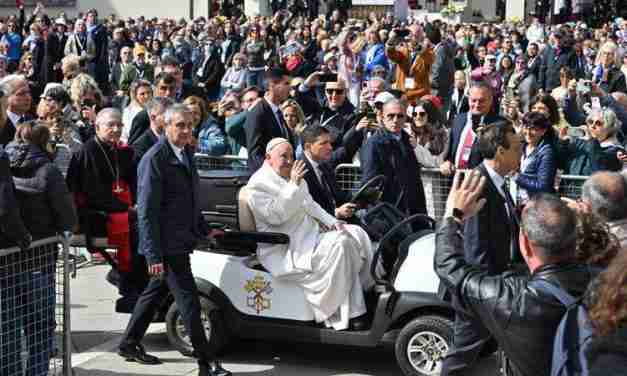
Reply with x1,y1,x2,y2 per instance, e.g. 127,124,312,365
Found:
0,1,625,376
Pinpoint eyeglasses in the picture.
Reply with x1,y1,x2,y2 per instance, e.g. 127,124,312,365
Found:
586,119,604,128
326,89,345,95
385,113,405,120
415,111,427,118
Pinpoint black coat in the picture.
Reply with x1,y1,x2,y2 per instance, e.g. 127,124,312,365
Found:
0,146,29,249
136,137,208,264
541,45,578,91
0,118,16,147
66,137,136,213
87,23,110,90
244,98,295,174
435,217,598,376
127,110,150,146
299,141,358,216
130,128,159,168
587,327,627,376
360,129,426,216
445,112,506,168
464,163,520,274
5,143,76,240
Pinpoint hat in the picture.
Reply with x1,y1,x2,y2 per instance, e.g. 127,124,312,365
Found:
266,138,290,153
133,45,147,56
323,52,337,63
40,83,70,106
373,91,395,105
485,54,497,61
325,79,346,90
54,18,67,26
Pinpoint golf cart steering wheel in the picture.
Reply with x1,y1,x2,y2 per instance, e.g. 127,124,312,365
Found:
350,175,386,209
370,214,436,287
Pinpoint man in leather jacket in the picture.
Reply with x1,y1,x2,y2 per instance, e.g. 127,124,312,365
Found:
435,173,597,376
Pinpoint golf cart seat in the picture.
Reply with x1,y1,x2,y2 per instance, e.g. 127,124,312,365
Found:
208,186,289,256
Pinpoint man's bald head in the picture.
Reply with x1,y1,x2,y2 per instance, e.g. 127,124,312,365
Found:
582,171,627,221
265,140,294,179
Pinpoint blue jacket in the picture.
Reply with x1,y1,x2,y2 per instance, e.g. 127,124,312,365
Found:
197,116,229,156
516,137,558,195
360,129,426,216
137,137,209,264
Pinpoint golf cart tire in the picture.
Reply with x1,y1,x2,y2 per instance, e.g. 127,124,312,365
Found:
165,295,227,357
395,315,453,376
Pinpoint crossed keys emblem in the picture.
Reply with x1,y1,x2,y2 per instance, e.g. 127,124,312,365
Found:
244,275,273,314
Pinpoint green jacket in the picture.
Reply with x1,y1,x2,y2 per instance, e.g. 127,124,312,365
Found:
119,63,155,92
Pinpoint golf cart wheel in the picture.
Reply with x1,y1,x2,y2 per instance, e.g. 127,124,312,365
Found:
395,315,453,376
165,295,227,357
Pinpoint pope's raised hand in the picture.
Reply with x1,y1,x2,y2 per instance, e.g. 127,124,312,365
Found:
290,160,308,186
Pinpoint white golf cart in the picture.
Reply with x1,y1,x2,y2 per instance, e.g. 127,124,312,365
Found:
165,174,455,376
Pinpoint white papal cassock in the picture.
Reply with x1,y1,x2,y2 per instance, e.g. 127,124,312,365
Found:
247,164,375,330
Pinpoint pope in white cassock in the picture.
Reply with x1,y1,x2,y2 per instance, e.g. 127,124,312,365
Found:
246,137,375,330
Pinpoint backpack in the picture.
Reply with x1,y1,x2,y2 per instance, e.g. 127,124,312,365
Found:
533,279,594,376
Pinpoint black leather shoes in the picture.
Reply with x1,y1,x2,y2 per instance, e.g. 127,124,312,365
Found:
198,361,232,376
118,343,162,365
211,361,232,376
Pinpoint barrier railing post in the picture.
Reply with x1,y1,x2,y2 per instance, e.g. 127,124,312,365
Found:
62,232,73,376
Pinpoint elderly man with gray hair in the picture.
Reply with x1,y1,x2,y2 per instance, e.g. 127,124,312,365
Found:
66,108,144,309
124,103,231,376
0,74,32,146
566,171,627,247
246,137,375,331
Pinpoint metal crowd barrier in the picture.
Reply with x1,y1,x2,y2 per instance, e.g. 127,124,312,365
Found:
194,153,247,171
0,234,73,376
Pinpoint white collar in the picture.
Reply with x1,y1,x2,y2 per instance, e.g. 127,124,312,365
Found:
265,97,280,113
168,139,184,160
483,160,506,197
305,152,321,171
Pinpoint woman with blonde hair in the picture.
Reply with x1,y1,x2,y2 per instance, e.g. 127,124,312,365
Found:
121,80,153,143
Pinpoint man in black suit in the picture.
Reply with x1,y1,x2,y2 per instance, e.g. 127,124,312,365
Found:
121,104,230,376
130,97,173,166
245,68,294,173
0,75,32,147
440,81,505,176
159,55,205,102
448,70,470,124
440,119,523,376
299,124,360,218
127,72,177,145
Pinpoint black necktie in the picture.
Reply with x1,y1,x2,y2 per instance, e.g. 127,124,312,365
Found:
502,182,521,263
318,167,335,207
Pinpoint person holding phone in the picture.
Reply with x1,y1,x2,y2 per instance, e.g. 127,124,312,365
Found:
296,72,358,151
385,25,434,104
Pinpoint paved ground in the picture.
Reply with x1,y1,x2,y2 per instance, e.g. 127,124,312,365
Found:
70,264,497,376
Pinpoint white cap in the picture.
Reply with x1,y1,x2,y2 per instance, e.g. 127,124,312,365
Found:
265,138,290,154
374,91,395,105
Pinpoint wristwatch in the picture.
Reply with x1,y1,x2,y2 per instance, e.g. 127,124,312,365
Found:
452,208,464,222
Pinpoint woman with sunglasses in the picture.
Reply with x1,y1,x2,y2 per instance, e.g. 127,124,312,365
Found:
409,99,449,168
558,108,624,175
514,112,558,203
